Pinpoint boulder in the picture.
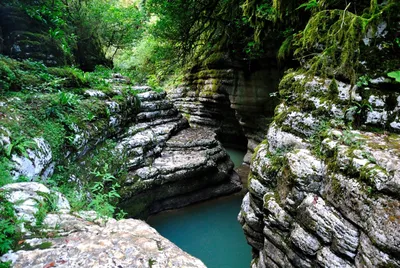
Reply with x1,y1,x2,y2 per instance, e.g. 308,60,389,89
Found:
0,182,206,268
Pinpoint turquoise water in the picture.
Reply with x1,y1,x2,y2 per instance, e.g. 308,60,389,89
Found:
147,194,252,268
225,148,246,168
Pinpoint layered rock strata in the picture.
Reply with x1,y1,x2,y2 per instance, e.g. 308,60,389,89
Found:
2,86,241,218
168,64,280,163
0,183,206,268
239,75,400,267
113,90,241,217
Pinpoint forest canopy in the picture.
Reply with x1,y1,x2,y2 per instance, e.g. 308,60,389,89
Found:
0,0,399,85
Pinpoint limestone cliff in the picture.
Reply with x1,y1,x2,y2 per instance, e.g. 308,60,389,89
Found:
168,61,281,164
239,74,400,267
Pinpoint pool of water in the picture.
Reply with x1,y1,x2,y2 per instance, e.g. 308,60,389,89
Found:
225,148,246,168
147,194,251,268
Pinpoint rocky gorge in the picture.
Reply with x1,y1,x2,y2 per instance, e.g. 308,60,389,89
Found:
1,63,400,267
1,83,241,217
0,77,243,266
1,1,400,266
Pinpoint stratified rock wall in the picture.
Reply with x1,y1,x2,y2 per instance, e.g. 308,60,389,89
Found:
239,74,400,268
3,86,241,218
169,63,280,163
112,90,241,217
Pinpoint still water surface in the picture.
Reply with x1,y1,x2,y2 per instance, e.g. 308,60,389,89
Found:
147,195,252,268
147,148,251,268
225,147,246,168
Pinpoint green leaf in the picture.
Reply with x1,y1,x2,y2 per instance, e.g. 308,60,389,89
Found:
296,0,318,11
387,71,400,82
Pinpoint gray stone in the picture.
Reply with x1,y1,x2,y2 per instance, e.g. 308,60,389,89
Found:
2,219,206,268
267,124,309,153
286,149,325,192
264,193,293,231
1,182,70,231
290,223,321,256
11,138,53,180
355,232,400,268
238,193,263,232
263,238,294,268
297,194,359,259
316,247,355,268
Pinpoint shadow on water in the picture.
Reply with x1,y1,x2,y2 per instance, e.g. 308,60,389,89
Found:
147,147,251,268
225,148,246,168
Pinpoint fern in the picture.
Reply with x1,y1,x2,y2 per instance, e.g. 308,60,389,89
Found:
5,137,36,158
296,0,319,11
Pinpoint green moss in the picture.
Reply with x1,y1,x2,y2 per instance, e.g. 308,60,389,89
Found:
48,67,89,88
294,1,399,84
263,192,275,207
251,140,268,162
278,71,304,101
328,78,339,98
17,241,53,251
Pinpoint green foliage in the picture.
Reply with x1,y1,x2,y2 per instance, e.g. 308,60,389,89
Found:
339,129,364,147
0,261,11,268
293,0,399,84
294,8,367,84
23,0,75,56
346,100,373,116
0,191,20,255
34,192,59,227
4,137,36,158
0,56,90,92
296,0,318,11
145,0,251,63
57,92,80,108
0,62,16,91
387,71,400,82
309,120,330,157
356,75,370,87
48,67,89,88
0,159,13,188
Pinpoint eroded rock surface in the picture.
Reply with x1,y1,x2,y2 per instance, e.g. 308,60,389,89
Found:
3,219,206,268
168,65,281,164
239,75,400,268
0,183,206,268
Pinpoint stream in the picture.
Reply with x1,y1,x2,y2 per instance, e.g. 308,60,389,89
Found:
147,148,251,268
